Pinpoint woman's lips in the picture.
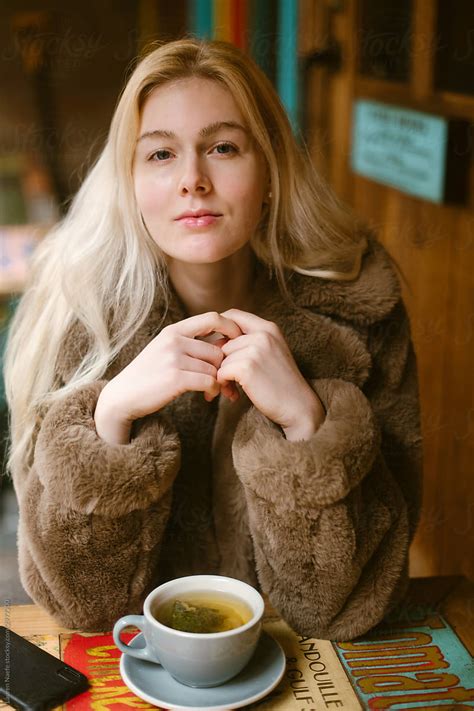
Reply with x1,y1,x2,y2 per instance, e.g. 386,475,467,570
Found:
177,215,221,227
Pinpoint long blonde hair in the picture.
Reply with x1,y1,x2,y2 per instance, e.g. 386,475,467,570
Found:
4,37,367,478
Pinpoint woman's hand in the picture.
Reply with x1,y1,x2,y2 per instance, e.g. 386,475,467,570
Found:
216,309,326,441
94,312,243,444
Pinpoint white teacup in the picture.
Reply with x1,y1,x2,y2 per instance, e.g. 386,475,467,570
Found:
113,575,264,688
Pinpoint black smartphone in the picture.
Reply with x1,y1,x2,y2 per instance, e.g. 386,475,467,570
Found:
0,625,89,710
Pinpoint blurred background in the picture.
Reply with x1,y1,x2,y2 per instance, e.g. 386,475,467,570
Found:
0,0,473,605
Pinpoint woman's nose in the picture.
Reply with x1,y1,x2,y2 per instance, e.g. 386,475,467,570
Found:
178,155,212,195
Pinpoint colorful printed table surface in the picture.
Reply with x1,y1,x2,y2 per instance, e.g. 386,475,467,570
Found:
1,576,473,710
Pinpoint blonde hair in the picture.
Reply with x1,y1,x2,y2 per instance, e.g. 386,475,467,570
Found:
4,37,368,477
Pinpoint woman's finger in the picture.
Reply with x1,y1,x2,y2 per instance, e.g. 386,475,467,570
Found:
172,312,243,341
220,308,277,336
198,332,227,346
180,355,218,379
204,382,239,402
180,370,220,399
220,334,248,356
182,336,224,369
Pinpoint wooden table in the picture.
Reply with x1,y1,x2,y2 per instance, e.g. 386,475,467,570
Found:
4,575,474,647
3,603,72,637
2,576,474,710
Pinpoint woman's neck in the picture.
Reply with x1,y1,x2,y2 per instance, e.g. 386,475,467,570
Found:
168,246,257,317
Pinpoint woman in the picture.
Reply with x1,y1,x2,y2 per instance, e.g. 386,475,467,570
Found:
4,38,422,640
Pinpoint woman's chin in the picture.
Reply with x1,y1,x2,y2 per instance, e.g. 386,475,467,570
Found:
174,245,247,265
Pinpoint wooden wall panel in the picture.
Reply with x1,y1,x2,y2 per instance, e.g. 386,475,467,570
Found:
376,196,474,581
302,0,474,582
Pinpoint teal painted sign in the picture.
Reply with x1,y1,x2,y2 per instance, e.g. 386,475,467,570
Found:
334,612,474,708
351,99,449,203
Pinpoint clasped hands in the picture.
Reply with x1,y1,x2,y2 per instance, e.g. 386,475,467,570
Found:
97,308,325,445
204,309,325,441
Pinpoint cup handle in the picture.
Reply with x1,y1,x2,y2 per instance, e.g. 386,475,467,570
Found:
113,615,161,664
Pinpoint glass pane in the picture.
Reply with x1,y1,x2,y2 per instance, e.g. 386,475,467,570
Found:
358,0,412,82
435,0,474,96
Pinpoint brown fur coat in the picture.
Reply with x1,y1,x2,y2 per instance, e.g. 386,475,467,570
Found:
13,239,422,640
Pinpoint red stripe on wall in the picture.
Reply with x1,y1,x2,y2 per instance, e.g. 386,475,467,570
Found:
232,0,247,50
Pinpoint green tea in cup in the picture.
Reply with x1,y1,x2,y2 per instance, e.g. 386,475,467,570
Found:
151,590,253,633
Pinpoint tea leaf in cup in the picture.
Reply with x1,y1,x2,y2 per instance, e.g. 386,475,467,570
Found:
170,600,225,633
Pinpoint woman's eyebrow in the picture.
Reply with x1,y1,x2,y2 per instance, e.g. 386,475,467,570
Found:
137,121,249,143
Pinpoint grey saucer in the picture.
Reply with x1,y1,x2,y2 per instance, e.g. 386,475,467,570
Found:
119,630,286,710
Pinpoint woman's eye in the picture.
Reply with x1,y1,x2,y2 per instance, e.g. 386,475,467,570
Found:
149,149,173,161
147,143,237,161
213,142,238,155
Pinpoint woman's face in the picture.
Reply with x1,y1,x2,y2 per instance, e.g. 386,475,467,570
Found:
133,77,268,265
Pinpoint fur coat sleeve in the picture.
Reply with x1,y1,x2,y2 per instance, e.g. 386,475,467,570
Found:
231,299,423,641
15,379,181,631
